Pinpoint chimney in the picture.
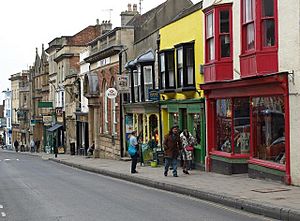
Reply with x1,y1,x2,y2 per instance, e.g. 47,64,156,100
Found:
96,19,99,25
128,3,132,11
133,4,137,12
100,20,112,34
120,3,139,27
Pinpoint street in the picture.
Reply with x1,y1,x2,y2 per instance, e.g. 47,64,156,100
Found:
0,152,276,221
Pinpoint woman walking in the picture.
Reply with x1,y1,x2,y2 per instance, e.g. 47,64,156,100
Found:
180,129,195,174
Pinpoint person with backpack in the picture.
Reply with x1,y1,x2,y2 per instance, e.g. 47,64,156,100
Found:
128,130,139,174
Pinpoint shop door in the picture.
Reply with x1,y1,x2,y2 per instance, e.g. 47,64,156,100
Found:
179,108,187,132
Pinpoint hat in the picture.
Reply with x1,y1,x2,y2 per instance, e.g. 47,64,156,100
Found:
171,125,179,130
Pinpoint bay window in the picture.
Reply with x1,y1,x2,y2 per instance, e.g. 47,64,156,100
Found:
240,0,278,77
159,50,175,90
176,43,195,89
204,4,233,82
133,70,140,102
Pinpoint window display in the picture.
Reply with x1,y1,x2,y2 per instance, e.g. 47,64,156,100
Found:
252,96,285,164
216,99,232,152
233,98,250,154
192,113,201,145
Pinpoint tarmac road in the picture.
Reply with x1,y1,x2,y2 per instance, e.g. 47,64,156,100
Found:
0,152,276,221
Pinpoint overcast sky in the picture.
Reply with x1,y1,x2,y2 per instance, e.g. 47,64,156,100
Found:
0,0,198,101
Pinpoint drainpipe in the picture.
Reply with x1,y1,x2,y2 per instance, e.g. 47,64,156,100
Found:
156,35,163,148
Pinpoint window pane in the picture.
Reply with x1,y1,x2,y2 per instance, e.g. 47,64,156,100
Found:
220,35,231,58
169,70,174,87
187,67,194,85
144,66,153,84
244,0,254,22
233,98,250,154
177,48,183,67
262,0,274,17
178,68,183,87
252,96,285,164
160,54,165,72
167,53,174,70
216,99,232,152
220,10,229,33
144,84,152,101
208,38,215,60
263,19,275,47
161,72,165,88
192,113,201,145
206,13,214,38
246,23,255,50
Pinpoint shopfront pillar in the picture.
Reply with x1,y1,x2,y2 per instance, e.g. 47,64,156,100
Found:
88,107,94,146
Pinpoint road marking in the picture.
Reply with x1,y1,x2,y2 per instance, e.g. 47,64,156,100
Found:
1,212,6,217
4,159,11,161
0,204,3,209
16,159,19,161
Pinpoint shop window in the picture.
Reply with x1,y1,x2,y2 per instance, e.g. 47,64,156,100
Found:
159,50,175,90
144,66,153,101
233,98,250,154
192,113,201,145
216,99,232,152
252,96,285,164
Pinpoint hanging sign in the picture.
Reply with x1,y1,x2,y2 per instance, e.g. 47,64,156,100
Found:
105,88,118,99
116,75,130,93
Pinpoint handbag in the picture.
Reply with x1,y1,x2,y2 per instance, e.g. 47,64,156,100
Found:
128,145,137,156
186,145,194,151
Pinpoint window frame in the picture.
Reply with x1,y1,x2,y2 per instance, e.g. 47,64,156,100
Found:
175,42,196,89
159,49,175,90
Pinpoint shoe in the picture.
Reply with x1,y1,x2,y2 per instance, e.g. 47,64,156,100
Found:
173,174,178,177
164,171,168,177
131,171,138,174
183,170,190,175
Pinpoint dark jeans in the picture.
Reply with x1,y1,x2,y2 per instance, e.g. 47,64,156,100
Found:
164,157,178,176
131,152,138,173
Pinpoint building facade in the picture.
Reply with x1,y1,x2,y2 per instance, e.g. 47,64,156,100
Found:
200,0,299,184
2,89,12,149
159,2,206,168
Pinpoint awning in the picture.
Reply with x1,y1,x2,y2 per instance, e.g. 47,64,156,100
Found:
134,50,155,64
47,124,63,132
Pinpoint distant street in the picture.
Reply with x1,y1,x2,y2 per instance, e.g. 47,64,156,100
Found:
0,152,276,221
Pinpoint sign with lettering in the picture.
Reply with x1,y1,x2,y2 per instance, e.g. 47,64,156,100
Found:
148,89,160,101
116,75,130,93
105,88,118,99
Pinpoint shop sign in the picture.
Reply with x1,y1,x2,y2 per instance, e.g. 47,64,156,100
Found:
116,75,130,93
57,116,64,123
43,115,52,126
105,88,118,99
148,89,160,101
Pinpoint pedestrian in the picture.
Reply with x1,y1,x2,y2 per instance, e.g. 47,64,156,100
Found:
87,141,95,156
53,137,58,158
128,130,139,174
180,129,196,174
163,125,182,177
14,139,19,152
30,138,35,153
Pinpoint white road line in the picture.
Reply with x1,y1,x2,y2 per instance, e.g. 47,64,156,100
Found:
4,159,11,161
1,212,6,217
0,204,3,209
16,159,20,161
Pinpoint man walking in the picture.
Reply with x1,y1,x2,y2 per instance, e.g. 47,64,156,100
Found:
163,125,182,177
14,139,19,152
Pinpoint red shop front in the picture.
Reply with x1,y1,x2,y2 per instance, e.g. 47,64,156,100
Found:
200,72,291,184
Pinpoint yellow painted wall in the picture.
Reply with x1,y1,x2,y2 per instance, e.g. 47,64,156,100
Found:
159,9,204,100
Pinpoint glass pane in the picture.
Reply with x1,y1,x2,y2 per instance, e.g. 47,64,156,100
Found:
178,68,183,87
208,38,215,60
246,23,255,50
262,0,274,17
192,113,201,145
252,96,285,164
263,19,275,47
220,35,230,58
177,48,183,67
220,10,229,33
133,70,138,86
186,47,194,66
216,99,232,152
160,54,165,72
244,0,254,22
144,84,152,101
187,67,194,85
206,13,214,38
233,98,250,154
169,70,175,87
161,72,165,88
167,53,174,70
144,66,153,83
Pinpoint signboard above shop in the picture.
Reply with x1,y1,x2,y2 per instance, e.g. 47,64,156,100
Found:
148,89,160,101
105,88,118,99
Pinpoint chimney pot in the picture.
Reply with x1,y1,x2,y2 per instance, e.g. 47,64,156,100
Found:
133,4,137,11
96,19,99,25
128,3,132,11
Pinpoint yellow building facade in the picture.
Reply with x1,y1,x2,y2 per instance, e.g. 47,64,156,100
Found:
159,3,206,167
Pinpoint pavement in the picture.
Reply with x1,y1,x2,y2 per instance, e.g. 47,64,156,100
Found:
3,150,300,221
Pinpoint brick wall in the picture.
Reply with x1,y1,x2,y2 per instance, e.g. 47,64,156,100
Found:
68,26,101,46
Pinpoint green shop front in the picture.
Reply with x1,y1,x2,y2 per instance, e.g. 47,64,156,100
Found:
160,99,206,169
